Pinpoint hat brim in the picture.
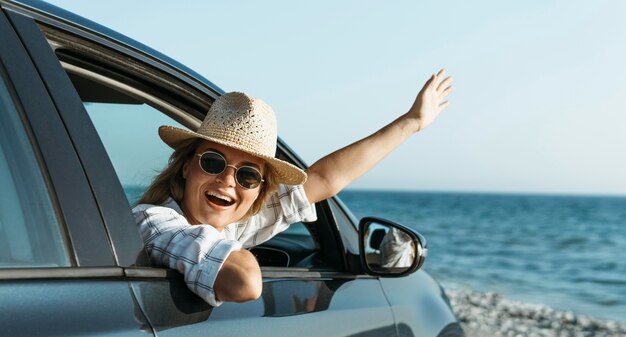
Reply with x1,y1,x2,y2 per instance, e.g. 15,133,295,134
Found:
159,125,307,186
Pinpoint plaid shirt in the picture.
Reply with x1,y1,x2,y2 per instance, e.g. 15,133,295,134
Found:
132,184,316,306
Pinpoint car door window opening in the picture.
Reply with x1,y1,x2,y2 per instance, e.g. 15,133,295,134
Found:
51,49,344,273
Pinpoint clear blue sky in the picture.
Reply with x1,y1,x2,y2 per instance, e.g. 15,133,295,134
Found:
46,1,626,195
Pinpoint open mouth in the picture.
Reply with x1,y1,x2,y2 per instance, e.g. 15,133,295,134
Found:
205,191,235,207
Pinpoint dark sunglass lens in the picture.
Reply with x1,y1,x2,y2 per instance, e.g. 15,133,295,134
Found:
237,167,263,189
200,152,226,174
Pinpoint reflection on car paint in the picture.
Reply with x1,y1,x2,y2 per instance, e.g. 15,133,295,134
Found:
262,279,347,317
131,277,348,328
131,280,213,331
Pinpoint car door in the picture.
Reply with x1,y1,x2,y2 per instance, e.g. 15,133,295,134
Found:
3,4,400,336
0,6,151,336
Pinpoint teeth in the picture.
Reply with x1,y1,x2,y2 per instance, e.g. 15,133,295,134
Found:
207,191,233,203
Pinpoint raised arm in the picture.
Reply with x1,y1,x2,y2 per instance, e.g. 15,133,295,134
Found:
304,69,453,203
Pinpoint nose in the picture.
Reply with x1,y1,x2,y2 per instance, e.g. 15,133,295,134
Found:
216,165,237,187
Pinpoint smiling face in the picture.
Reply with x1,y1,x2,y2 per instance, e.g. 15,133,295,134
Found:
181,140,265,230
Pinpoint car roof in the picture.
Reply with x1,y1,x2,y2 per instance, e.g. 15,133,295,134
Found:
3,0,224,96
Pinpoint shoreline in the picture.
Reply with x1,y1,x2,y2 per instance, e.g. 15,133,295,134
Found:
447,290,626,337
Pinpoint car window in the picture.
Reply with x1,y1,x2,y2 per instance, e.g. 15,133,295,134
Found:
0,71,70,268
83,101,183,204
53,68,187,205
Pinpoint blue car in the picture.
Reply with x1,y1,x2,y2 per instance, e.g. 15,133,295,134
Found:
0,1,463,336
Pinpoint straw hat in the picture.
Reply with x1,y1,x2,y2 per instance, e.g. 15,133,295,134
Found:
159,92,306,185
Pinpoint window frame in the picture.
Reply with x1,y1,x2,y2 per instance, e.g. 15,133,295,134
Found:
0,9,116,268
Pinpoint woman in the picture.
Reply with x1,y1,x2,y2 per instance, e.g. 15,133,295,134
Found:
133,69,453,306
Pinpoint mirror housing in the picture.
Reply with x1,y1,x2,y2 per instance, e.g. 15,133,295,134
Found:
359,216,427,277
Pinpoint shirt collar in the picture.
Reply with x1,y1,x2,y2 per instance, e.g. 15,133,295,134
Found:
161,197,184,216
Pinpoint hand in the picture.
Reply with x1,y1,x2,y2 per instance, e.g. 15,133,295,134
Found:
408,69,453,132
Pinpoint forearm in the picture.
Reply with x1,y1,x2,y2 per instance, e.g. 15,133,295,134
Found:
305,113,418,203
214,249,263,302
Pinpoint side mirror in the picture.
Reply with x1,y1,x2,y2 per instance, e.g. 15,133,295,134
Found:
359,216,427,277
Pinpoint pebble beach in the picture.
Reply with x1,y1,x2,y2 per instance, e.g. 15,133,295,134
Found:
447,290,626,337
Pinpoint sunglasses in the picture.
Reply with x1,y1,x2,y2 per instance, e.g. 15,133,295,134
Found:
196,151,265,189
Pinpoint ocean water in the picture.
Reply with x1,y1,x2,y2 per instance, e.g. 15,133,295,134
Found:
125,185,145,205
338,190,626,323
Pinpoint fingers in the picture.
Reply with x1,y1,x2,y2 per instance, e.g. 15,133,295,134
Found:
439,83,453,99
434,70,452,110
435,69,453,101
429,69,452,91
426,70,445,90
437,75,453,92
420,68,453,101
423,73,436,90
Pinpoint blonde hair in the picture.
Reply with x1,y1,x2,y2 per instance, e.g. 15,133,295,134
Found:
138,139,280,220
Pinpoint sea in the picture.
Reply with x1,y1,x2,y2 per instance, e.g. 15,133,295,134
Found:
338,190,626,323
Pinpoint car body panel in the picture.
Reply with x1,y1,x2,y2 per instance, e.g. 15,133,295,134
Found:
0,278,151,336
379,273,460,337
131,273,396,336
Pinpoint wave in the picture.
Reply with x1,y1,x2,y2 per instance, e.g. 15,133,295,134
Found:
571,277,626,286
